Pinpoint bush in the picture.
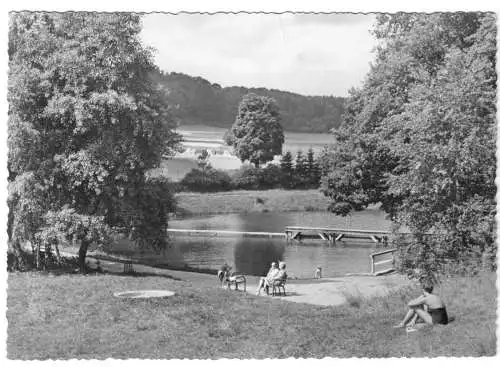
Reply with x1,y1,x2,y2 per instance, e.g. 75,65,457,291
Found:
258,164,284,189
231,164,284,190
181,168,232,192
231,166,261,190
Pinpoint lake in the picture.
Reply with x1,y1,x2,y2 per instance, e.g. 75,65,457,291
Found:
177,124,335,155
149,125,336,178
107,207,396,279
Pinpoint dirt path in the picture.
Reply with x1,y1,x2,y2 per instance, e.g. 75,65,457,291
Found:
248,276,410,306
84,254,410,307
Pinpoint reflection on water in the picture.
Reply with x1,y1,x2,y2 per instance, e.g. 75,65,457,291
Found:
104,208,395,278
233,239,286,276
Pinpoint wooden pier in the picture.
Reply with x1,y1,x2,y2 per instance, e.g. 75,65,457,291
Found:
168,227,398,245
167,228,285,239
285,226,390,245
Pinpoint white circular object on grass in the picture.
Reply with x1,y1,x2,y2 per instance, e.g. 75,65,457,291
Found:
113,290,175,299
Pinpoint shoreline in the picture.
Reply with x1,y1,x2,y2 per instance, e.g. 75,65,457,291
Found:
43,248,408,307
83,253,411,307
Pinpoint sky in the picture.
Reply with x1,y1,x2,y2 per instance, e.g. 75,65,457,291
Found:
140,13,378,97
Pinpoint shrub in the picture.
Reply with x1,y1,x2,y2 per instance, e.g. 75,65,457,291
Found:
259,164,283,189
230,166,261,190
181,168,232,192
231,164,283,190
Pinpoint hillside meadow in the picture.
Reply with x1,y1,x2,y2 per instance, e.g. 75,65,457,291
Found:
7,269,496,359
174,189,329,216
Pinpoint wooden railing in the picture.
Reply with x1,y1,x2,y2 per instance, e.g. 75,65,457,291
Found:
370,248,397,275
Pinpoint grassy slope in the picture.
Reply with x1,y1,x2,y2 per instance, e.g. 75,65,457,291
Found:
7,271,496,359
174,189,329,215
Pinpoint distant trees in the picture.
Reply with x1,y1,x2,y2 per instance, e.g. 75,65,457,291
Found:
306,148,320,186
279,149,321,189
180,149,232,192
279,151,294,188
320,13,496,276
179,149,321,192
8,13,180,270
180,167,232,193
225,93,284,168
153,71,346,133
294,151,307,182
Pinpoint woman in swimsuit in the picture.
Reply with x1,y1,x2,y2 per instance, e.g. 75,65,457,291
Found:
394,283,448,329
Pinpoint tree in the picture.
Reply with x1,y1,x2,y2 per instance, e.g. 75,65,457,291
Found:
280,151,294,188
320,13,496,276
294,150,307,188
295,150,307,176
306,148,320,188
8,13,181,269
196,149,211,171
224,93,284,168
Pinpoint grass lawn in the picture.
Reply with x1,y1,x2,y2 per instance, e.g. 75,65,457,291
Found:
7,270,496,359
174,189,329,215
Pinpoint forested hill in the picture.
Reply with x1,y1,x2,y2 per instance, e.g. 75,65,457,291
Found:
153,71,345,133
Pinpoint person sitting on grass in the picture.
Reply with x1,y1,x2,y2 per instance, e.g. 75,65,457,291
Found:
255,262,278,295
394,282,448,330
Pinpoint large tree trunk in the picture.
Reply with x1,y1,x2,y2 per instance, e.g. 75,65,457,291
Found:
78,240,90,273
54,242,62,264
9,240,25,271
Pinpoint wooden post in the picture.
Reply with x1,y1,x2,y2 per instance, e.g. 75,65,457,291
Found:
329,233,336,246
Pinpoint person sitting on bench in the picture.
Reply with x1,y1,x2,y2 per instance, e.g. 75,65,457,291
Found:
394,282,449,329
255,262,278,295
256,262,287,295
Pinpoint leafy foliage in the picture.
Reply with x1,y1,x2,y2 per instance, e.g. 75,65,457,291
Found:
320,13,496,277
225,93,284,168
279,151,294,188
8,13,180,269
36,207,111,269
180,167,232,192
153,71,346,133
306,148,321,188
231,164,284,190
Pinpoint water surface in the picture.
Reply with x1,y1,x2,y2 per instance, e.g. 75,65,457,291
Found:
108,208,396,278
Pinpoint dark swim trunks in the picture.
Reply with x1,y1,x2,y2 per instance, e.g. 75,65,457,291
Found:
429,307,449,325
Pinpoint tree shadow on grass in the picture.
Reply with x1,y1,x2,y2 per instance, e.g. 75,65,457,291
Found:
98,269,183,281
36,263,183,282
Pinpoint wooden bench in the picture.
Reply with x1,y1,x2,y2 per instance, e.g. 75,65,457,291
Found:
268,275,287,296
226,274,246,292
